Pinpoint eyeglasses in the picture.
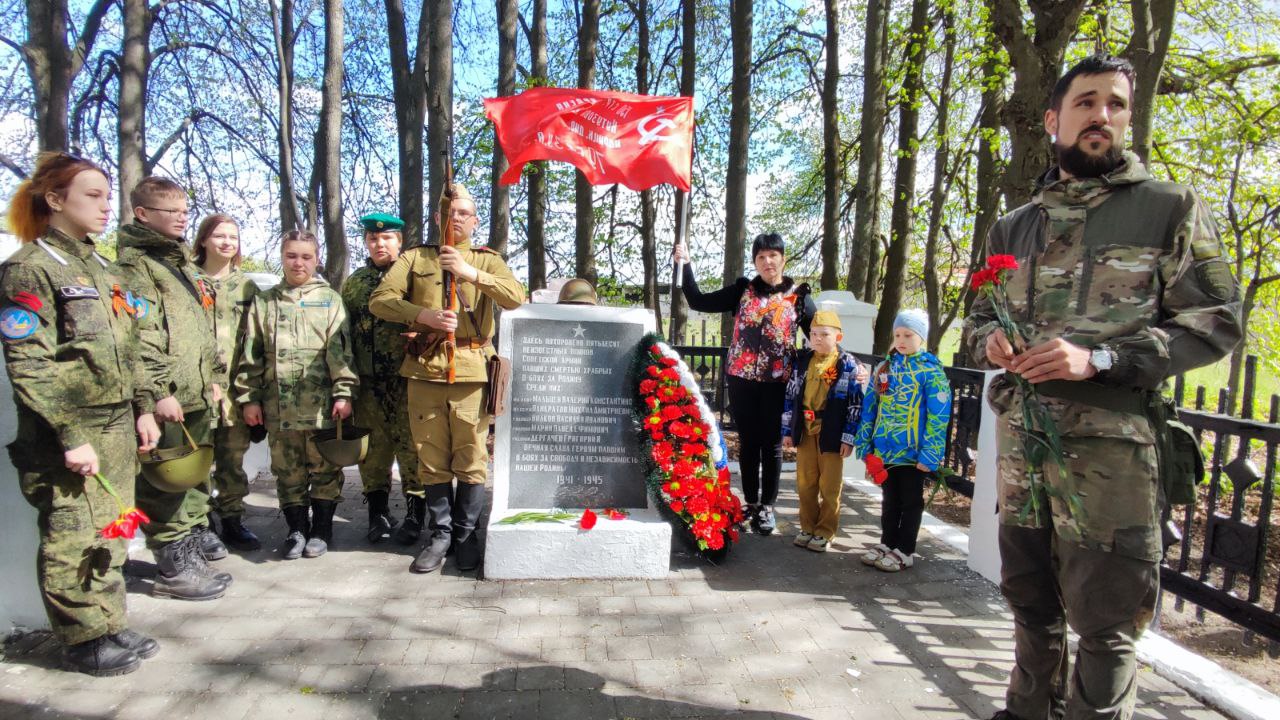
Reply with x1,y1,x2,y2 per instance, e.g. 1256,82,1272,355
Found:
449,209,475,219
143,207,190,217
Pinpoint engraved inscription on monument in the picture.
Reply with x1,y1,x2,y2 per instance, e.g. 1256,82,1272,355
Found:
507,316,648,508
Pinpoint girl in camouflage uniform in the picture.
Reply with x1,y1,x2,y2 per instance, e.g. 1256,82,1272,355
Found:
195,214,262,552
1,153,161,675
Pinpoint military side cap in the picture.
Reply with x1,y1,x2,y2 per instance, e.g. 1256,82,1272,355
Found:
812,309,842,330
448,183,473,201
558,278,599,305
360,213,404,232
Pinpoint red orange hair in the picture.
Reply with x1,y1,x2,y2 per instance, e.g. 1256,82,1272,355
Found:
5,152,110,243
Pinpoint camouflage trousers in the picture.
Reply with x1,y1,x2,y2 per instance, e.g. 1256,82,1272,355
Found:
407,380,488,491
997,423,1163,562
10,402,136,645
999,524,1159,720
355,375,418,495
269,429,344,508
137,408,213,550
210,423,252,518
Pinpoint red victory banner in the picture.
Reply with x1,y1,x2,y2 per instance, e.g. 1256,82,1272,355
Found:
484,87,694,192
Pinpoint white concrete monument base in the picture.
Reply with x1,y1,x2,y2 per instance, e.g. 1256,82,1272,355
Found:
484,507,672,580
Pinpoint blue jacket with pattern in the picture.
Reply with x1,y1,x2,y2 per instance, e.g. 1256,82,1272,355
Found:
854,350,951,471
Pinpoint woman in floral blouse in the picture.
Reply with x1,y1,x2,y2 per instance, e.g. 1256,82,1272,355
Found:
674,234,815,535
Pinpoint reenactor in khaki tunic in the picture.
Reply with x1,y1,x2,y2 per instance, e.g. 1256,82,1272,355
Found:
235,230,358,560
1,153,162,675
369,184,525,574
115,177,230,602
340,212,419,544
964,57,1242,720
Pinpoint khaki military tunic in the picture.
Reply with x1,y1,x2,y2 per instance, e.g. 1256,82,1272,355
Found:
368,244,524,488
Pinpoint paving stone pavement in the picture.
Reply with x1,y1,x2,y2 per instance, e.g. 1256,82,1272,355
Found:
1,466,1229,720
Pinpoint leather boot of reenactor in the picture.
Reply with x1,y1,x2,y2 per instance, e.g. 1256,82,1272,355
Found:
195,524,229,561
63,635,141,677
186,537,233,586
452,482,486,572
107,629,160,659
219,515,262,552
365,490,396,544
153,536,227,601
410,483,453,574
304,499,337,558
282,505,310,561
395,494,426,545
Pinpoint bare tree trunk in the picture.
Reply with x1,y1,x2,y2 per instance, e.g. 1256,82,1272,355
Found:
846,0,888,296
317,0,346,284
526,0,549,289
385,0,430,248
989,0,1089,208
22,0,111,153
872,0,930,353
427,0,453,246
117,0,151,221
1122,0,1177,165
923,5,955,352
269,0,304,232
724,0,753,340
489,0,518,254
667,0,695,344
631,0,662,334
819,0,840,290
575,0,601,284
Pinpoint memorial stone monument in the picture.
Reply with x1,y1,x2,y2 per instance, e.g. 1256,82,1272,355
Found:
486,303,671,579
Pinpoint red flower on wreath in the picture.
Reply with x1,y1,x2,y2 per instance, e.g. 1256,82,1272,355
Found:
639,379,658,395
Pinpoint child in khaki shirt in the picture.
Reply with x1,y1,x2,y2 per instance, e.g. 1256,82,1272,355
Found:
781,311,867,552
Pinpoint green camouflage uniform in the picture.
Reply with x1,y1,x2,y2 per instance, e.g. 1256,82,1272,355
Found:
964,153,1242,720
115,223,222,549
207,270,259,518
0,228,147,645
234,276,357,508
341,259,419,495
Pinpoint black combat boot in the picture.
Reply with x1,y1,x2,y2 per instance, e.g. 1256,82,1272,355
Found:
282,505,310,560
394,494,426,545
452,482,486,572
194,524,229,561
63,636,140,677
219,515,262,552
107,629,160,659
304,499,337,558
365,490,395,544
153,537,227,601
185,535,233,585
410,483,453,574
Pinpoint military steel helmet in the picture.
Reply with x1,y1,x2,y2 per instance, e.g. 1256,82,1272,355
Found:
138,423,215,493
312,423,371,467
557,278,599,305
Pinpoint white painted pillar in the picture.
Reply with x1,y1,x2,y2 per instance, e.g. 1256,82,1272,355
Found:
967,369,1003,584
0,356,49,634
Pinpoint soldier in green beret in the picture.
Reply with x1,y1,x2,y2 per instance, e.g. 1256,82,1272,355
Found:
339,212,420,543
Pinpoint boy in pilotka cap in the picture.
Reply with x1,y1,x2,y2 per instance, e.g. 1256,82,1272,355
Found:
781,310,867,552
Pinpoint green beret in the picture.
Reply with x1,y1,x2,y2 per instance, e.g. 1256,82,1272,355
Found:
359,213,404,232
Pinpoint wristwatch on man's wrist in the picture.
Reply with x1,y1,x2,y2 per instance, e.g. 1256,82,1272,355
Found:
1089,345,1115,375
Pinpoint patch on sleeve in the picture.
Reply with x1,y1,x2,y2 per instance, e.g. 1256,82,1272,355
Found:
1195,259,1239,303
12,291,43,312
58,285,100,300
128,292,151,319
1190,236,1223,261
0,306,39,340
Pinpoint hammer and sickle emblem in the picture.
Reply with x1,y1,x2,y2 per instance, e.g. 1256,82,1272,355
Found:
637,113,678,146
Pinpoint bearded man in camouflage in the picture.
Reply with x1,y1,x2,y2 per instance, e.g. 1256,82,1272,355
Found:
965,55,1243,720
340,213,419,543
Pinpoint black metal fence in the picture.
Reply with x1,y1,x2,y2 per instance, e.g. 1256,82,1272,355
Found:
673,345,1280,652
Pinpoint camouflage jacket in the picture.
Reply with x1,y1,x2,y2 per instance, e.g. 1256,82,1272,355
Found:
208,269,259,425
368,244,525,383
340,259,407,380
0,228,146,450
963,154,1243,538
115,222,222,415
234,276,358,432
